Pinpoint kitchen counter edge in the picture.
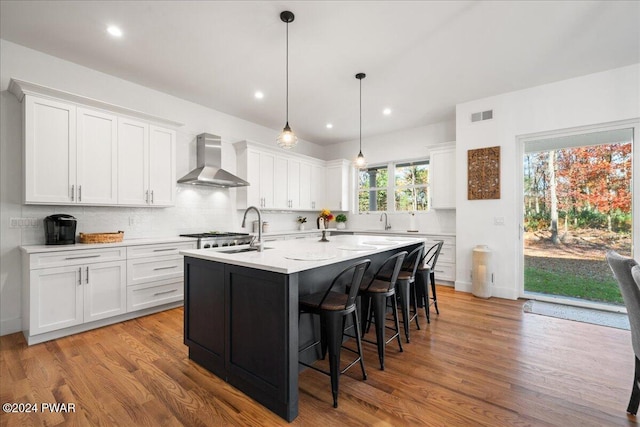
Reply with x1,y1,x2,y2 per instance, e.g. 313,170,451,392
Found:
20,236,198,254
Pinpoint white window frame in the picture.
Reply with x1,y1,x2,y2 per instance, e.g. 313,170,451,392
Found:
357,158,430,214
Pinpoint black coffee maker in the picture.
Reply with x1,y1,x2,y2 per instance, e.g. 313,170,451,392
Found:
44,214,77,245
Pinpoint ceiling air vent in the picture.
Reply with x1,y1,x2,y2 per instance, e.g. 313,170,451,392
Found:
471,109,493,122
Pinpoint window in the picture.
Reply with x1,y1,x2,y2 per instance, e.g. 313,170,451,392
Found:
358,165,388,212
358,160,429,213
395,160,429,211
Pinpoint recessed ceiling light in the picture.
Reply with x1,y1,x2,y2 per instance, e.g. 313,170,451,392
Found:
107,25,123,38
383,108,392,116
254,91,264,99
326,123,333,129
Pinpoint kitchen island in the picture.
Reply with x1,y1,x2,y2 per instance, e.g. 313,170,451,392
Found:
180,234,425,422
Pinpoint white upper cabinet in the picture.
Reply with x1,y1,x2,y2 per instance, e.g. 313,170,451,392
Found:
429,144,456,209
24,96,77,204
118,121,175,206
148,125,176,206
234,141,332,212
325,159,352,211
274,157,302,209
236,144,276,209
11,79,181,207
24,97,118,205
299,162,312,210
76,107,118,204
310,164,325,210
118,117,149,205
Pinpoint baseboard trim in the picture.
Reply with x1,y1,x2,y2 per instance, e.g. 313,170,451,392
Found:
23,301,183,345
0,317,22,336
455,280,518,300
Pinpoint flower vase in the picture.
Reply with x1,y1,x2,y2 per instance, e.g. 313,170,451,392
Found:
298,224,305,231
336,222,346,230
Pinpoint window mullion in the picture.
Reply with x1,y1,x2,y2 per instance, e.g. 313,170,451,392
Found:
389,161,396,212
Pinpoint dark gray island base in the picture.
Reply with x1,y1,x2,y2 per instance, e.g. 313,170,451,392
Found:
182,236,423,421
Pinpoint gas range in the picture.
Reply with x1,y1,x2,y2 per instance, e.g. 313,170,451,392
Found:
180,232,253,249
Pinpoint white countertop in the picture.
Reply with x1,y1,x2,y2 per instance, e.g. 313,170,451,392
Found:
344,229,456,237
260,228,455,237
180,234,428,274
20,236,197,254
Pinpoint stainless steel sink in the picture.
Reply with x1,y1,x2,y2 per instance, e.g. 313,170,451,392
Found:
218,247,272,254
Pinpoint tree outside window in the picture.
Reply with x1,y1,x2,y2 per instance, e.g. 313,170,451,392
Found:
395,161,429,211
358,160,429,213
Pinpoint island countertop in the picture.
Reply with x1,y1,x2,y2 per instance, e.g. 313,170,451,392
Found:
180,234,427,274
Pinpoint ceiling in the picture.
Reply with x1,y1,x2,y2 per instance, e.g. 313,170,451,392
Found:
1,1,638,146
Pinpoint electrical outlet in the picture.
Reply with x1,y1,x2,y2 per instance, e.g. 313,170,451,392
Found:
494,216,505,225
10,217,39,228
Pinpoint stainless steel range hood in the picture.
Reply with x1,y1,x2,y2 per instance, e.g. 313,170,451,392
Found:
177,133,249,187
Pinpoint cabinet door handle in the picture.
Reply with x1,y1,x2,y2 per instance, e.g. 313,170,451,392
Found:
71,185,75,201
146,190,149,203
153,248,176,252
153,289,178,297
79,185,82,202
151,190,154,204
78,267,82,285
153,265,178,271
65,255,100,260
86,266,89,284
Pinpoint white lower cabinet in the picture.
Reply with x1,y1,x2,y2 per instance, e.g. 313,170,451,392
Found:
22,239,196,344
127,279,183,312
125,241,194,312
353,232,456,282
27,249,126,336
423,235,456,282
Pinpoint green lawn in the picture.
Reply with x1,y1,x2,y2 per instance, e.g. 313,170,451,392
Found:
524,266,623,305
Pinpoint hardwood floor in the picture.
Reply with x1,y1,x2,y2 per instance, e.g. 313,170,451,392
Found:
1,286,635,426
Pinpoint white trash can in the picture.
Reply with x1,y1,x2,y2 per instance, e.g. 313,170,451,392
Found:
472,245,492,298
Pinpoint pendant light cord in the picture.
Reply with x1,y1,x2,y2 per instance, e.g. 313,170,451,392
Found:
359,77,362,151
286,22,289,125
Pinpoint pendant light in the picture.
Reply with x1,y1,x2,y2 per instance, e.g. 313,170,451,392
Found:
277,11,297,149
354,73,367,168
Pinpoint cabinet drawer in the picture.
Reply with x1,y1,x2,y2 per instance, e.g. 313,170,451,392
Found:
30,247,126,269
431,262,455,282
425,235,455,246
127,279,183,312
437,245,455,264
127,254,184,286
127,241,196,259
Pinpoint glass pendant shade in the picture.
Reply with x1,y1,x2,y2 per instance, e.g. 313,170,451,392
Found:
354,72,367,168
277,122,298,149
355,150,367,168
277,11,297,149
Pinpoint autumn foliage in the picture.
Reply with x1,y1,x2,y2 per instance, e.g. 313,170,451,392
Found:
524,142,631,233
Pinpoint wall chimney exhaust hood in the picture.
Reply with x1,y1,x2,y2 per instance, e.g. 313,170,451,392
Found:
177,133,249,187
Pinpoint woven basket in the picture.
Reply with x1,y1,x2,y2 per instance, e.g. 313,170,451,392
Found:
79,231,124,244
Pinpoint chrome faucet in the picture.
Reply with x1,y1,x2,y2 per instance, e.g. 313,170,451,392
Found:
380,212,391,230
241,206,264,252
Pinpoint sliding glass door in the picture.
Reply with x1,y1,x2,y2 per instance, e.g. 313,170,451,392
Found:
521,126,634,308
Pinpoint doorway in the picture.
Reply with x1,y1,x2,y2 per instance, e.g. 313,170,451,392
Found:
520,123,635,309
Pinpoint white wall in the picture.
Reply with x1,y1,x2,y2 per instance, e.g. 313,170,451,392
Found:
0,40,328,335
326,121,457,233
455,64,640,299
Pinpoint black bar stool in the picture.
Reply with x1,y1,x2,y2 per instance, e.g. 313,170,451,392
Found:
416,241,443,323
359,251,406,370
299,259,371,408
374,245,424,342
399,245,424,340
